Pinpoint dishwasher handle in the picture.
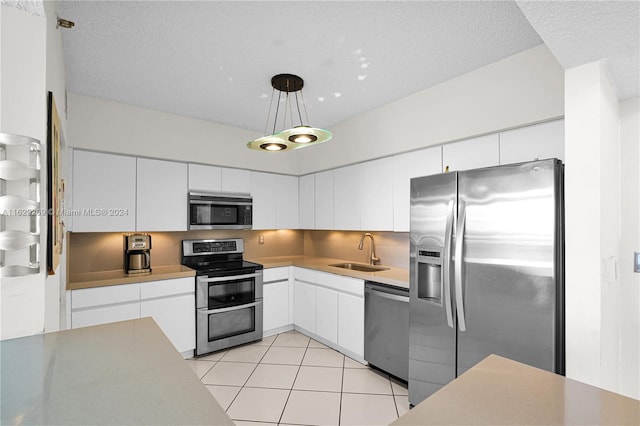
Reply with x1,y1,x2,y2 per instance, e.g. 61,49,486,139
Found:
365,285,409,303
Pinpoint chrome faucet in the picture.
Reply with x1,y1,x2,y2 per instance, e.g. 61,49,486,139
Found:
358,233,380,265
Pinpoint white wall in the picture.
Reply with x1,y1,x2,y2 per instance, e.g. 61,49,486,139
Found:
618,97,640,400
564,61,636,397
67,93,301,175
0,2,69,339
297,44,565,174
0,4,48,339
43,0,69,333
67,44,564,177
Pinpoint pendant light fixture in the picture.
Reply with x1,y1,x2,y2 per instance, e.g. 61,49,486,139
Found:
247,74,332,152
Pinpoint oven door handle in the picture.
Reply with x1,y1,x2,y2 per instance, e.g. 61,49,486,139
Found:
198,272,261,283
197,301,260,315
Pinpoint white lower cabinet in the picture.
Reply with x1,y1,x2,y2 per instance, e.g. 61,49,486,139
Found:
263,281,290,332
292,267,365,360
338,292,365,357
71,282,141,328
139,278,195,354
263,267,292,334
71,278,195,355
315,286,338,345
71,302,140,329
293,279,317,333
141,294,194,353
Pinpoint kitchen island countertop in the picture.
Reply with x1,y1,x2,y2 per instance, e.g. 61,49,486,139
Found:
0,317,233,425
392,354,640,426
248,255,409,289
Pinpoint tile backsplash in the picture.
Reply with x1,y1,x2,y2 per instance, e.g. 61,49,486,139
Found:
68,229,410,275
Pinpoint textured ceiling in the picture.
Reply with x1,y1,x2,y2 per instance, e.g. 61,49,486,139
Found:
516,0,639,100
58,1,638,134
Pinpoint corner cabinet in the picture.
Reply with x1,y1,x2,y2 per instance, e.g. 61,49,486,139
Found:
70,278,195,356
72,150,137,232
314,170,334,230
136,158,188,231
298,174,315,229
293,267,365,361
251,171,299,230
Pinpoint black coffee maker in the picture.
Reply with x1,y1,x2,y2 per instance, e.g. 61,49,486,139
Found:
124,234,152,274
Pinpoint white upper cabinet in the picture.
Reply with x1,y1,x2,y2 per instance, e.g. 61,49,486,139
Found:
333,163,362,230
276,174,299,229
251,171,277,230
298,174,315,229
360,157,394,231
315,170,334,230
221,168,251,194
252,172,300,230
442,133,500,172
392,146,442,232
499,119,565,165
188,164,222,192
136,158,188,231
72,150,136,232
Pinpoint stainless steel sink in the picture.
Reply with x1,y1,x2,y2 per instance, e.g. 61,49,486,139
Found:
329,263,390,272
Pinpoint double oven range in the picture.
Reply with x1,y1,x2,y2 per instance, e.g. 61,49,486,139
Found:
181,239,263,356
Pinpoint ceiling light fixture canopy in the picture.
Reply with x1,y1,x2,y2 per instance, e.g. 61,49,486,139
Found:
247,74,332,152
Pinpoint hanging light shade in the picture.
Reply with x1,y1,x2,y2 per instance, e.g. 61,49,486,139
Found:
247,74,332,152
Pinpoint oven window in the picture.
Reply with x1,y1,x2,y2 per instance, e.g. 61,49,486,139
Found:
208,306,255,341
208,278,255,309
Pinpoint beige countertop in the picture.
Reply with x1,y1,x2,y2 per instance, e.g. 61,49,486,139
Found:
392,354,640,426
67,256,408,290
0,318,233,425
67,264,195,290
248,255,409,289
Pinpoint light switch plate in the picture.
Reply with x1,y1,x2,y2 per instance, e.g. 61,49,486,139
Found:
634,252,640,273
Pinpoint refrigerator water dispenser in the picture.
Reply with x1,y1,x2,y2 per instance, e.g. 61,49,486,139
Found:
417,248,442,304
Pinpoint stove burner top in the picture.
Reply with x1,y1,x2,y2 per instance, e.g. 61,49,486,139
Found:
188,260,262,276
180,238,262,277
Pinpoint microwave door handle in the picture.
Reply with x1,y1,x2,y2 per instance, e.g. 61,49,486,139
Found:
197,301,259,315
199,272,261,283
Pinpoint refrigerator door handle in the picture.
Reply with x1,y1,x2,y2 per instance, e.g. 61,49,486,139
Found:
455,201,467,331
443,200,455,328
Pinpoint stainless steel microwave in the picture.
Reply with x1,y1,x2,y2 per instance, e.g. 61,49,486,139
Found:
188,192,252,230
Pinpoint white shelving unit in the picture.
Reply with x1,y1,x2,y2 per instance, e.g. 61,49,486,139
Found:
0,132,41,277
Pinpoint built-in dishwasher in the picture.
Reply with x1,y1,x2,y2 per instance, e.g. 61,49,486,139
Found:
364,281,409,382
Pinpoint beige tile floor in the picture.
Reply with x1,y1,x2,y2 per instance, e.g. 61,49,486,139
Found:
185,330,409,426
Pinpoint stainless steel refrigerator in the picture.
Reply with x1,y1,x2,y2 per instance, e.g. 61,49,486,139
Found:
409,159,564,406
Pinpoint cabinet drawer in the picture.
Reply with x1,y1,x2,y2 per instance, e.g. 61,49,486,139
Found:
317,271,364,297
72,283,140,309
294,267,318,283
263,267,289,283
71,303,140,329
140,278,194,300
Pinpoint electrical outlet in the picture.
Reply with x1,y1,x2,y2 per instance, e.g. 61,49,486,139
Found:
259,235,264,245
